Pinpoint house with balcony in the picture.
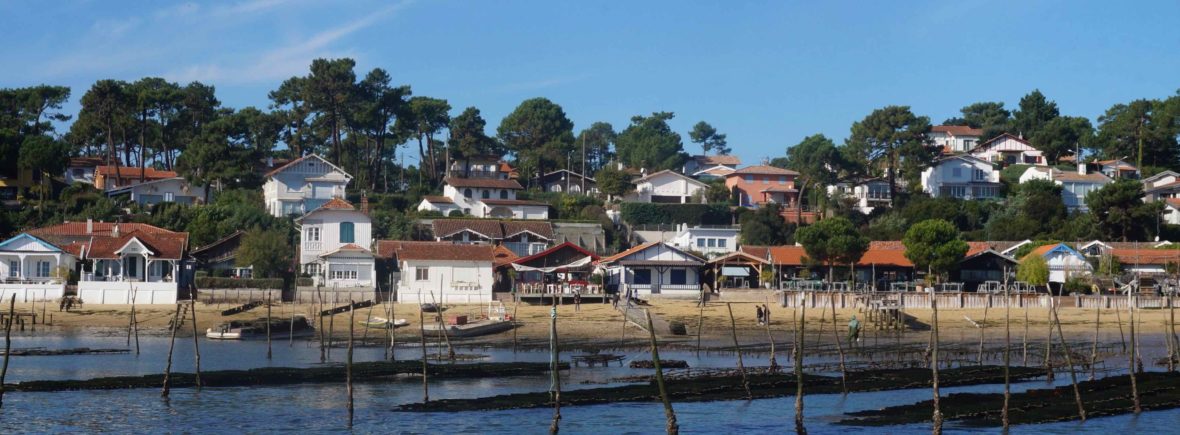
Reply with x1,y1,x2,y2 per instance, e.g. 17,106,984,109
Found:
65,157,105,185
1023,243,1091,287
418,167,549,219
0,233,78,302
968,133,1046,166
297,198,375,292
429,218,554,257
683,155,741,179
534,169,597,195
920,155,1001,200
22,221,189,304
826,178,895,214
668,225,739,258
598,241,705,298
107,177,207,207
630,170,709,203
1019,164,1111,211
929,125,984,154
724,165,800,207
263,154,351,217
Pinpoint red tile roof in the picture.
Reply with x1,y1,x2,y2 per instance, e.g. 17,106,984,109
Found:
492,245,518,268
96,166,178,179
444,177,524,189
741,245,808,266
931,125,983,136
1166,198,1180,209
377,241,495,262
85,231,189,260
598,242,659,264
422,195,453,204
729,165,799,176
433,219,506,239
318,198,355,210
694,155,741,166
1110,249,1180,265
28,222,182,238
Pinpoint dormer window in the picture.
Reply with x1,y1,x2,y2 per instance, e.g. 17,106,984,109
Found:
464,188,473,199
500,190,508,199
482,190,490,199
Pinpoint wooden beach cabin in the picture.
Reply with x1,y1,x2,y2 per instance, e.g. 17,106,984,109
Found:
510,241,600,303
598,242,705,299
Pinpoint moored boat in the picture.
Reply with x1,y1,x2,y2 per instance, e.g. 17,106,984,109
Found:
358,317,409,329
206,315,315,340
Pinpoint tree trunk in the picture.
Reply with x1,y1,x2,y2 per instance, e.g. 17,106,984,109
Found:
794,296,806,434
931,296,943,435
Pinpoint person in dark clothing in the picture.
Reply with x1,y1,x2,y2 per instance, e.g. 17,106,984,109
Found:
756,305,765,325
761,304,770,325
573,291,582,312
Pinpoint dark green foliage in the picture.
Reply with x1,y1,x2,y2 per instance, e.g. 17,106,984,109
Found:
594,164,633,198
739,204,795,245
954,101,1010,141
195,277,283,289
1086,179,1163,241
449,107,502,175
689,121,729,155
621,202,731,226
903,219,968,282
795,217,869,279
237,227,293,278
843,106,937,201
1031,116,1093,164
185,189,285,247
497,97,575,181
576,122,616,175
1011,89,1060,141
1094,97,1180,170
615,112,687,171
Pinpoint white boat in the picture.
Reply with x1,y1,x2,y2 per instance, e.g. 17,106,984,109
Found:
206,315,315,340
358,317,409,329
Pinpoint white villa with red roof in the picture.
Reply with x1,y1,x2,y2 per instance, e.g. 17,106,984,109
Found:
263,154,352,217
631,169,709,203
683,154,741,179
928,125,984,154
0,221,189,304
1019,163,1111,211
417,169,549,219
375,241,496,304
597,241,705,298
968,133,1046,166
296,198,375,290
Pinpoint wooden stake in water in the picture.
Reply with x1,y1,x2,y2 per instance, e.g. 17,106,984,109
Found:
161,302,181,398
1115,303,1127,354
512,302,519,354
362,298,375,344
794,295,806,434
931,296,943,435
1002,281,1011,430
1043,298,1054,381
419,305,429,403
347,299,355,428
765,297,778,370
977,303,988,365
646,309,678,435
0,295,15,408
1171,295,1178,371
267,293,273,360
1128,292,1140,414
318,287,326,363
1022,303,1029,366
1051,299,1086,421
190,299,202,389
289,300,295,348
327,305,335,360
696,302,705,357
725,303,751,400
828,292,847,393
548,303,561,434
389,301,397,361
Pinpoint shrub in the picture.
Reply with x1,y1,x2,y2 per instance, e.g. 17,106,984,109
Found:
620,202,731,226
196,277,283,289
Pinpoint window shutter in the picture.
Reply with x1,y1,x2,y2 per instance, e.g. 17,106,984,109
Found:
340,222,355,243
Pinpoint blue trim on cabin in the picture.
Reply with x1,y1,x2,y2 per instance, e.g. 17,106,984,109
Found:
0,233,63,252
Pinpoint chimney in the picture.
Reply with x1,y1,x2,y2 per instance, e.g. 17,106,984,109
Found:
267,156,274,168
112,223,120,238
360,193,369,215
1078,161,1087,176
86,218,93,234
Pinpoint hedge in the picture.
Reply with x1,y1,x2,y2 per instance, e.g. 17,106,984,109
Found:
196,277,283,289
620,202,731,226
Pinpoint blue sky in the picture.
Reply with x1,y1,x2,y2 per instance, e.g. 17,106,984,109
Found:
3,0,1179,165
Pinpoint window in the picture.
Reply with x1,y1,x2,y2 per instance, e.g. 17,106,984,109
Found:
8,261,18,278
744,175,753,183
164,192,174,202
499,190,508,199
779,176,786,184
339,222,355,243
670,269,687,285
482,190,490,199
415,268,429,281
464,188,473,199
974,169,987,181
331,270,358,280
707,238,716,248
306,227,321,242
633,269,652,285
718,239,727,248
37,261,50,278
305,264,320,275
697,238,706,248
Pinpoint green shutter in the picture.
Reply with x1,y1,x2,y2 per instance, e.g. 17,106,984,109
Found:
340,222,355,243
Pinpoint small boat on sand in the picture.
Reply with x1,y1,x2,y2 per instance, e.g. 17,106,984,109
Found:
358,317,409,329
206,315,315,340
420,303,446,313
423,318,514,338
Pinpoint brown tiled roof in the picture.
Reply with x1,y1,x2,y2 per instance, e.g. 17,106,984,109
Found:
740,245,807,266
1054,172,1111,183
729,165,799,176
1111,248,1180,265
503,221,555,239
931,125,983,136
492,245,518,268
444,177,523,189
96,166,178,179
319,243,372,257
598,242,659,264
317,198,355,210
1166,198,1180,208
384,241,495,262
422,196,453,204
433,219,505,239
480,199,547,206
85,231,188,260
694,155,741,166
28,222,181,238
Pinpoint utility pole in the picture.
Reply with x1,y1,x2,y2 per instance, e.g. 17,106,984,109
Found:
581,133,587,194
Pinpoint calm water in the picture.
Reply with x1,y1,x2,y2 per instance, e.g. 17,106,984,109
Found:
1,328,1179,434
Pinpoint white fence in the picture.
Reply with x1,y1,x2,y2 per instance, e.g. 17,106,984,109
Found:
779,290,1180,310
0,283,66,302
78,281,177,305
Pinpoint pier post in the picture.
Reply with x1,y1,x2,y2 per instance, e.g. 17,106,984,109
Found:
646,309,678,435
161,302,181,398
0,295,15,408
725,303,751,400
191,298,202,389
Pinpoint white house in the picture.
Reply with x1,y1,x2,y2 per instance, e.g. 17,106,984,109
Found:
107,177,207,206
1142,170,1180,202
0,233,77,302
969,133,1046,166
631,170,708,203
1095,159,1140,179
826,178,894,214
1019,165,1111,211
928,125,984,154
430,219,554,257
381,241,495,304
1025,243,1091,284
297,198,376,289
263,154,352,217
1165,199,1180,225
418,176,549,219
24,221,189,304
65,157,104,185
920,155,1001,200
598,242,705,298
683,155,741,179
669,225,739,258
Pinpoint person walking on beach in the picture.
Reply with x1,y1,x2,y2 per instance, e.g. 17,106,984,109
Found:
756,304,765,326
573,291,582,312
762,304,770,325
848,315,861,347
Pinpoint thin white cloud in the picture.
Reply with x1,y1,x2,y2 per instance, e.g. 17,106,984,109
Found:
211,0,293,17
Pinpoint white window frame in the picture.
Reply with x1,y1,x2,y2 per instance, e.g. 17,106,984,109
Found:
306,227,321,242
37,261,50,278
415,268,429,281
9,260,19,278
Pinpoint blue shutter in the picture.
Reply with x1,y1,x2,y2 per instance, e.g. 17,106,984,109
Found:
340,222,355,243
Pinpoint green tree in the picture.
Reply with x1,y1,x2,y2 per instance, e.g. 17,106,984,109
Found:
689,121,729,155
448,107,501,177
955,101,1010,141
404,96,451,181
1095,98,1179,170
1010,89,1060,140
73,79,130,170
176,110,265,196
1031,116,1093,164
576,122,616,174
903,219,968,284
269,76,313,158
1016,254,1049,288
795,217,869,282
740,203,794,246
786,134,847,220
844,106,936,204
305,58,358,165
497,97,575,182
18,135,69,201
353,68,411,191
1086,179,1164,241
237,227,293,278
594,164,632,199
615,112,687,171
